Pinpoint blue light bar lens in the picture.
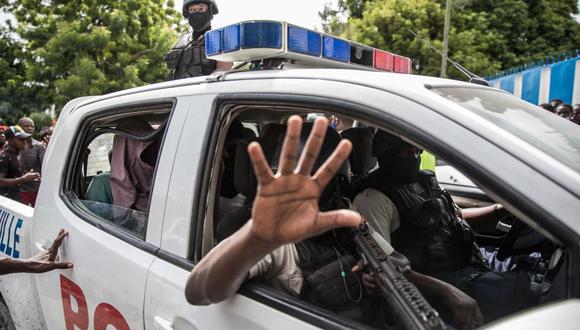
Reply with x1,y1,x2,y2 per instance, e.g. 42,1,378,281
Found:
222,24,240,53
323,36,350,63
205,29,222,56
241,22,282,49
288,25,321,57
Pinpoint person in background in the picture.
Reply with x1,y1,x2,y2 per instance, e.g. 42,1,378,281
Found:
0,229,72,275
39,127,53,147
17,117,46,207
539,103,555,113
555,103,573,119
550,99,563,109
571,104,580,125
164,0,231,80
0,130,6,152
0,126,41,203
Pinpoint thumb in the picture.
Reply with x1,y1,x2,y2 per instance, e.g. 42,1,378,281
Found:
313,210,362,236
352,259,364,273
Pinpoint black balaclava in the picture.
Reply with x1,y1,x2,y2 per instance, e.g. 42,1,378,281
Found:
372,130,421,183
188,7,213,33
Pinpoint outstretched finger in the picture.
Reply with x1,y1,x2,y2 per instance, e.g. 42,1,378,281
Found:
47,262,74,272
248,142,275,186
296,117,328,176
313,209,362,236
313,139,352,190
48,229,68,259
277,116,302,175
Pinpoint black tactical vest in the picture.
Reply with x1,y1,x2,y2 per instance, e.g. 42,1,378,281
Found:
364,170,481,275
164,33,217,80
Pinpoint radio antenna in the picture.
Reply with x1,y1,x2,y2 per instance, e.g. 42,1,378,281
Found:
407,29,489,86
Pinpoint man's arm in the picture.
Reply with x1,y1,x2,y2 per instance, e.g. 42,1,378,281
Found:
0,229,72,275
0,172,40,187
405,267,484,330
185,116,362,305
461,204,501,230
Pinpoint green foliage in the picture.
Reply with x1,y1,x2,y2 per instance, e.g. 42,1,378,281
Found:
0,27,48,123
29,112,53,133
1,0,182,113
322,0,580,79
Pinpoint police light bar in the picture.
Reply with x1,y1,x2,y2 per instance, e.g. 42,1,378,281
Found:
205,21,412,73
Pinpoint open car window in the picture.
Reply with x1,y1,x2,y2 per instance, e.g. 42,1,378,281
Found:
63,103,172,240
191,98,570,330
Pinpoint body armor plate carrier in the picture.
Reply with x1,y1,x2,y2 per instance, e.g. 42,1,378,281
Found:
363,170,484,275
165,33,217,80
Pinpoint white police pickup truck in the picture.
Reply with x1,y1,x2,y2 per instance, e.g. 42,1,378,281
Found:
0,21,579,330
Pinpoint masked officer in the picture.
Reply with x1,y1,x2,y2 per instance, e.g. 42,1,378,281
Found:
165,0,232,80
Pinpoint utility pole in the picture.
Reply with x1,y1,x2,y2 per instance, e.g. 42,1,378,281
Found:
441,0,452,78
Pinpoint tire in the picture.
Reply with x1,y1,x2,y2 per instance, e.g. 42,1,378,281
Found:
0,298,15,330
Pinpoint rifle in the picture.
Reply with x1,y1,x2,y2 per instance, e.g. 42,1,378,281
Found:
352,221,445,330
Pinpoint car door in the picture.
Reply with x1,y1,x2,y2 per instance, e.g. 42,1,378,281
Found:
144,93,329,330
145,75,580,329
31,94,184,329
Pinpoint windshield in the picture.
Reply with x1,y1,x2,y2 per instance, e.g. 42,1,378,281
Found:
431,87,580,170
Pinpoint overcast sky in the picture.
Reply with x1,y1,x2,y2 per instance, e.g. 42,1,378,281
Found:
177,0,338,30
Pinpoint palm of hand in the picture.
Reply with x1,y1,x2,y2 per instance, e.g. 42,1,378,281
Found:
247,116,361,245
252,174,322,243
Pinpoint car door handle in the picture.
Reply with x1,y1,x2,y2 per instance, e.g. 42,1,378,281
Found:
35,241,51,252
154,316,174,330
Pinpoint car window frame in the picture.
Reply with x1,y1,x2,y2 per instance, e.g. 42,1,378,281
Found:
60,99,176,253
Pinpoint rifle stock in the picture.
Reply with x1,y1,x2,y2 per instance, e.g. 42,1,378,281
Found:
353,222,444,330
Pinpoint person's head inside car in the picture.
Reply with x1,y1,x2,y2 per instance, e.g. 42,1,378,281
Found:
372,129,422,182
555,103,573,119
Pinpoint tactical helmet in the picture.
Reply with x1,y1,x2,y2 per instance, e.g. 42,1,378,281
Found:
182,0,219,18
372,129,412,159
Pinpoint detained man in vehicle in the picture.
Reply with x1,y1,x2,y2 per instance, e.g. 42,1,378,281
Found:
185,116,485,330
165,0,232,80
353,130,540,323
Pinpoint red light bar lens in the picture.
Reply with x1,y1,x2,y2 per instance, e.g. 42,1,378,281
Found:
374,50,393,71
394,55,412,74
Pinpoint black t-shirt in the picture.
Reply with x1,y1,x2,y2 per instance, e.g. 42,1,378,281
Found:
0,146,23,201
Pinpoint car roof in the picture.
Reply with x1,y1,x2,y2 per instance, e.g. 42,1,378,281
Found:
71,69,580,196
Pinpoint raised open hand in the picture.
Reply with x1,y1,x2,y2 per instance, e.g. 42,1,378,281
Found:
26,229,73,273
247,116,362,245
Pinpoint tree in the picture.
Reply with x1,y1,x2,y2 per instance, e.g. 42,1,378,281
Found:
321,0,580,79
0,26,48,123
1,0,183,112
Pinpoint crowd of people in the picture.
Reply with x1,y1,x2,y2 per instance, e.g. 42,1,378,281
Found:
0,117,53,206
539,99,580,124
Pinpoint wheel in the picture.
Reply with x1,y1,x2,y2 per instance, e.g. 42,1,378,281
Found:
0,298,15,330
